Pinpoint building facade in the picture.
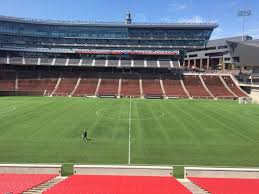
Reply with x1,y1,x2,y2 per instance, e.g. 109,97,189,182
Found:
184,36,252,70
0,14,217,68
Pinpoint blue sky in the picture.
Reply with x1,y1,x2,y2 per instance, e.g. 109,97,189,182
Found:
0,0,258,39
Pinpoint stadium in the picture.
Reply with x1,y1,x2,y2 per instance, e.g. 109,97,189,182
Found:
0,7,259,194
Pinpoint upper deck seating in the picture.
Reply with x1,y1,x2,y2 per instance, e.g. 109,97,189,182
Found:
183,75,211,98
0,174,57,194
68,59,80,66
189,177,259,194
95,59,106,67
146,60,158,68
202,75,235,98
40,58,54,65
134,60,145,67
108,59,119,67
9,57,23,64
121,74,140,97
43,175,191,194
162,74,188,98
222,76,248,97
81,59,93,66
25,58,38,65
159,60,171,68
55,58,67,66
121,59,132,67
0,57,7,64
142,74,163,96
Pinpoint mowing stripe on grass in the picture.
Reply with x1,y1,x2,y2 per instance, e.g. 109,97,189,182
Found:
128,97,132,165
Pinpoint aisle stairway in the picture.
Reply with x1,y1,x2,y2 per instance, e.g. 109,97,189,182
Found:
178,179,210,194
23,177,66,194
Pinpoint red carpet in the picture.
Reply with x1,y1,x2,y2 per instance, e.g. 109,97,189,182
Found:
44,175,191,194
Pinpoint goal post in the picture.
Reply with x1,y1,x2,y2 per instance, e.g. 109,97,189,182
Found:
238,97,253,104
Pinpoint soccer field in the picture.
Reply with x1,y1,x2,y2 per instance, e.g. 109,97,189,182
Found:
0,97,259,176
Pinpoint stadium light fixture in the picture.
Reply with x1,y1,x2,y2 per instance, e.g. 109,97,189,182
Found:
238,10,252,41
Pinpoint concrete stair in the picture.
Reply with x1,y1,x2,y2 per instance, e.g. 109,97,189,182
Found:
23,176,66,194
178,179,210,194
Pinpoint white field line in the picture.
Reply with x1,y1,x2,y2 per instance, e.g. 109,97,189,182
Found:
128,97,132,165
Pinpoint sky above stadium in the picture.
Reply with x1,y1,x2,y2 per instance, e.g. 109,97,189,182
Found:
0,0,258,40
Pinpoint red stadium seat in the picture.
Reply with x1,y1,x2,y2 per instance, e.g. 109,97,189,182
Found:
222,75,248,97
0,174,57,194
142,74,163,96
183,75,212,98
202,75,236,98
44,175,191,194
189,177,259,194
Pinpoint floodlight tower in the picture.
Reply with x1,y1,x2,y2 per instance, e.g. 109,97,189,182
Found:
238,10,252,41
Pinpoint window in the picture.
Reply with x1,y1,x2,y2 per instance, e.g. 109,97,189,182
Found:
189,54,198,58
218,45,228,49
224,57,230,61
233,57,240,63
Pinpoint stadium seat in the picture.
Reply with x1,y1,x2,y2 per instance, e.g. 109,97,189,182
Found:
71,72,100,97
162,74,188,98
120,73,141,97
202,75,236,98
97,73,119,96
222,75,248,97
189,177,259,194
54,73,79,96
44,175,192,194
0,174,57,194
183,75,212,98
142,74,163,97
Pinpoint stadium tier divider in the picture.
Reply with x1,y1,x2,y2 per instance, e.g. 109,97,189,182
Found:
184,167,259,179
74,165,173,177
0,164,62,175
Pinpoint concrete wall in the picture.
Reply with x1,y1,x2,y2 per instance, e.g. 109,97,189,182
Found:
250,89,259,103
185,167,259,179
0,164,62,175
74,165,173,177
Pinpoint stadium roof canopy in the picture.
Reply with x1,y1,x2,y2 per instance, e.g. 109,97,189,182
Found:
0,15,218,29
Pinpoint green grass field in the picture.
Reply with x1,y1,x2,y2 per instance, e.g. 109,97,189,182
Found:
0,97,259,177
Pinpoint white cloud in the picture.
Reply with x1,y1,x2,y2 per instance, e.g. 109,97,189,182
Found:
168,3,187,11
177,16,205,23
167,0,194,12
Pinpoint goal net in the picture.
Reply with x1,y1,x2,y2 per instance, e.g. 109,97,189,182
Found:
238,97,254,104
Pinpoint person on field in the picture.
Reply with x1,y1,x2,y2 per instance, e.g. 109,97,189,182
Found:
82,129,88,141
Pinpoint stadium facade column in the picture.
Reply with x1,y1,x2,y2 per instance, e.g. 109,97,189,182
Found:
220,57,225,70
188,60,191,68
207,58,210,69
200,59,203,69
194,59,197,68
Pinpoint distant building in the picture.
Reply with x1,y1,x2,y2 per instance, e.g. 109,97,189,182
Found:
184,36,252,70
227,39,259,82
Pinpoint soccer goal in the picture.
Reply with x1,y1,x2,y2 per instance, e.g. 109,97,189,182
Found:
238,97,254,104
